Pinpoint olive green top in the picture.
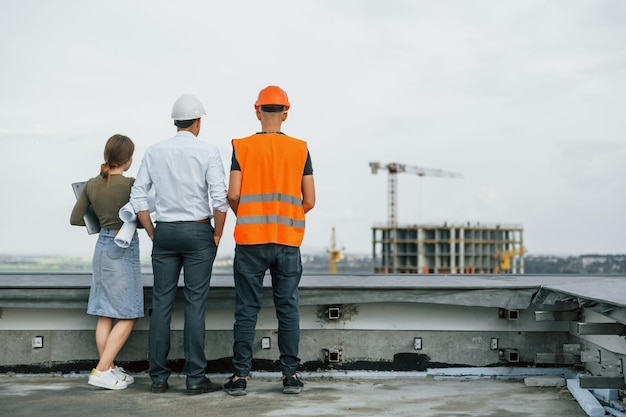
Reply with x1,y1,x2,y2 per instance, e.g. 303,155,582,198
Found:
70,174,135,231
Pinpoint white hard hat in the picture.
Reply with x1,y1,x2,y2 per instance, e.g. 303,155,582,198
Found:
171,94,206,120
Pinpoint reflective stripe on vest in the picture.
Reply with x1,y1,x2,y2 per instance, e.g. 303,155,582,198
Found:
240,193,302,206
236,214,306,229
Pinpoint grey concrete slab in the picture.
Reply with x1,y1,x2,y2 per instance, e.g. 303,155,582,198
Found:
0,373,589,417
7,273,626,311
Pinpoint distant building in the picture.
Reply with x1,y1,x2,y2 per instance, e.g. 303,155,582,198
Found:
372,223,524,274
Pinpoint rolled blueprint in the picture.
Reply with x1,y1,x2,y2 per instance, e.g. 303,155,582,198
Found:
115,195,156,248
119,202,138,223
114,220,138,248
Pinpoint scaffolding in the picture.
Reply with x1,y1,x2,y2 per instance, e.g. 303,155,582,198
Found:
372,223,525,274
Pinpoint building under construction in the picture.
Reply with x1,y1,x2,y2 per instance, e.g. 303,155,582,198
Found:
372,222,525,274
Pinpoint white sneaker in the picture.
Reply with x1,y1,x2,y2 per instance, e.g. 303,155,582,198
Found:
112,366,134,384
88,368,128,390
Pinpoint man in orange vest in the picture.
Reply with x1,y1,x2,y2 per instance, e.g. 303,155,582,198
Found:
225,85,315,396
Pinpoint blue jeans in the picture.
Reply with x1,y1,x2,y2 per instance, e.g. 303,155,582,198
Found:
232,244,302,377
148,221,217,387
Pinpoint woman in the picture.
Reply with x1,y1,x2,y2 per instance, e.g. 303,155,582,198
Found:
70,134,143,390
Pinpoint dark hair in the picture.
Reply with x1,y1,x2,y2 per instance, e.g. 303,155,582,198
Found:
259,105,286,113
100,134,134,180
174,119,196,128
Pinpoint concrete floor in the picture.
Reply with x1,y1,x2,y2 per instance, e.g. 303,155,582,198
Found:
0,373,590,417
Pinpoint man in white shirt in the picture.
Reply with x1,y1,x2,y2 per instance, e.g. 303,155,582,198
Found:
130,94,229,395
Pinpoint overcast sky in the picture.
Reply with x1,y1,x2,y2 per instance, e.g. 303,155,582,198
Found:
1,0,625,258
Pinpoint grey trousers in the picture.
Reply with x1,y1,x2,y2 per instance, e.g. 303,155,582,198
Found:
148,221,217,387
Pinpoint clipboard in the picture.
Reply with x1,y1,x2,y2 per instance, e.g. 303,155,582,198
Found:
72,181,101,235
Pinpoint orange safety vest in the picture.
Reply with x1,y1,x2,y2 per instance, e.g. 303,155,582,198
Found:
232,133,308,246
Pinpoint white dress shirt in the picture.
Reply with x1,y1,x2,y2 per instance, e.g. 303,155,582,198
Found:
130,131,229,222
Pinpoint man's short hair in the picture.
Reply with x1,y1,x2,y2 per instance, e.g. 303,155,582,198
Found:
174,119,196,128
259,105,286,113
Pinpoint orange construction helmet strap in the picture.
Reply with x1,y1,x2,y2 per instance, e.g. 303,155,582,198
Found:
254,85,291,110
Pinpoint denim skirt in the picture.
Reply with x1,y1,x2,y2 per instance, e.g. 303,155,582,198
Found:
88,228,144,319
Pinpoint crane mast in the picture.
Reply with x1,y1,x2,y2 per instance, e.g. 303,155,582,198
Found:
326,227,343,274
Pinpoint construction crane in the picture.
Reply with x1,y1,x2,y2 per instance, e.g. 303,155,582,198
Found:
326,227,344,274
369,162,463,230
494,246,527,274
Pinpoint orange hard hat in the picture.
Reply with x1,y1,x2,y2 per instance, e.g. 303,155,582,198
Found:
254,85,290,110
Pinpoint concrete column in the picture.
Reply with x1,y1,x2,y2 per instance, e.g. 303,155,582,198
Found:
459,228,465,274
417,227,425,273
450,228,456,274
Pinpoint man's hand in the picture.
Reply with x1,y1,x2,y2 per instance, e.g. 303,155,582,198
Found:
137,211,154,240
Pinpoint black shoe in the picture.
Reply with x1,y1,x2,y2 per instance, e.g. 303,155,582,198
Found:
186,378,222,395
224,375,247,396
151,381,169,393
282,375,303,394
